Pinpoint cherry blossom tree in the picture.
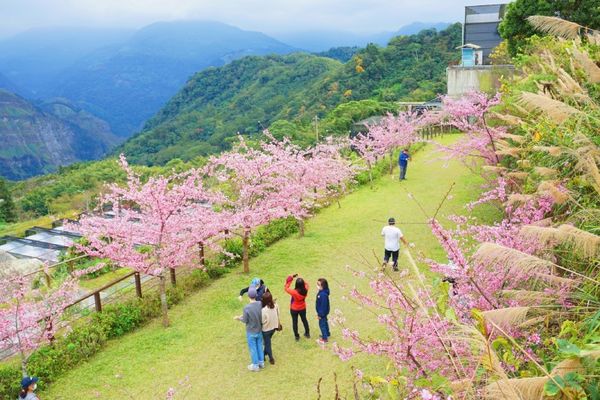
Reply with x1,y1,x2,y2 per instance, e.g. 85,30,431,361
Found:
436,91,504,166
73,155,221,327
351,112,422,182
0,272,78,376
205,137,294,273
260,134,355,236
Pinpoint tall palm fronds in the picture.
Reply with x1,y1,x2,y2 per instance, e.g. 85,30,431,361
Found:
527,16,600,44
517,92,580,124
566,134,600,195
520,224,600,260
570,47,600,83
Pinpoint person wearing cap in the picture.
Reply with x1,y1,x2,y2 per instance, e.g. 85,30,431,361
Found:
18,376,39,399
398,149,411,180
381,217,412,271
234,286,265,372
238,277,269,302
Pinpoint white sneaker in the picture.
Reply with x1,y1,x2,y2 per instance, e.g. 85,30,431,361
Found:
259,363,265,369
247,364,260,372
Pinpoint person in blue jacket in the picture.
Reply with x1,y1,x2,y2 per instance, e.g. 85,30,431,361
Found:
239,277,269,302
398,149,411,180
315,278,330,345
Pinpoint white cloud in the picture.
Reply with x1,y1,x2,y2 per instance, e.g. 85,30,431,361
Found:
0,0,511,37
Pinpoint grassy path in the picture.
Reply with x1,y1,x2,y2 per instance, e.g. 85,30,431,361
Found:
44,136,486,399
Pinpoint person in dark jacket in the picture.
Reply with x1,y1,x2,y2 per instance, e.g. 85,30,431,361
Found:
239,277,269,302
398,149,411,180
315,278,330,345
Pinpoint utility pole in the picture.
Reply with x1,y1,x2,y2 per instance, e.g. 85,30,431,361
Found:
314,115,319,142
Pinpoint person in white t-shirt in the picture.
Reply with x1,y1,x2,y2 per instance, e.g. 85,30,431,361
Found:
381,217,412,271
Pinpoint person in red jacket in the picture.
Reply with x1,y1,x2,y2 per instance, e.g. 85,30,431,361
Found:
285,274,310,341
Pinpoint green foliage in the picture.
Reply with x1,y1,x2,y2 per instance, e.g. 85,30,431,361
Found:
316,46,361,62
118,24,461,166
499,0,600,56
0,177,16,222
321,99,398,134
0,211,305,398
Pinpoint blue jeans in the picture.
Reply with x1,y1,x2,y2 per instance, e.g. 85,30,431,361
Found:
262,329,275,361
246,331,264,366
399,163,407,180
318,316,330,340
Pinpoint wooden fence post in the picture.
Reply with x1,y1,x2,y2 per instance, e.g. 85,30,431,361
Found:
134,273,142,298
170,268,176,286
44,272,52,288
94,292,102,312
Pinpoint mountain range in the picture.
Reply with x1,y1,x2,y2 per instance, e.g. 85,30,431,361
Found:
120,24,462,165
0,20,456,180
0,90,119,180
0,21,297,136
271,22,452,52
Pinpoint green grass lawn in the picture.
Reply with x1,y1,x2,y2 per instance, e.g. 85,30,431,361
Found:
42,136,490,400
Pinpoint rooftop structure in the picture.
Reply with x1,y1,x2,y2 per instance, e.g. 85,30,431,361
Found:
0,226,81,264
463,4,508,65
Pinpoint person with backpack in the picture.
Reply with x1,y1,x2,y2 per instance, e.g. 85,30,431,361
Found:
315,278,331,346
261,291,280,365
234,286,265,372
238,277,269,302
284,274,310,341
18,376,39,400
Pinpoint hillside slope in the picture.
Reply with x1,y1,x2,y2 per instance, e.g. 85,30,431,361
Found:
51,21,296,136
120,24,461,165
0,90,119,180
43,136,486,399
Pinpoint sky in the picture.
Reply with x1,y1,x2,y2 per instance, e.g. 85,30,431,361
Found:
0,0,510,38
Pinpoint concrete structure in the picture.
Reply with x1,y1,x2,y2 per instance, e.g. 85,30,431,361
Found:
447,3,511,97
458,43,483,67
463,4,507,64
447,64,514,97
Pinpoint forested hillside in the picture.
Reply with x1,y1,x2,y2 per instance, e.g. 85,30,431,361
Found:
120,23,461,164
0,90,119,180
4,24,460,219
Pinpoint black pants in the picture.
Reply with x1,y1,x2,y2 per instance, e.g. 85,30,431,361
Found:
384,249,399,268
290,309,310,338
262,329,276,361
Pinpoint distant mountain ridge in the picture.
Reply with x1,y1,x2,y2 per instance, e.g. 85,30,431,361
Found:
120,24,462,165
0,21,297,137
0,90,119,180
272,21,452,51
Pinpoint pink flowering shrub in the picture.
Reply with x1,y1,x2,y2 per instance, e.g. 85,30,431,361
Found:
435,92,504,167
333,175,577,397
0,273,79,376
351,112,423,179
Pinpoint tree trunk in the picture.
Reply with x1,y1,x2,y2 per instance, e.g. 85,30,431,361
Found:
242,228,250,273
389,151,394,175
198,242,205,269
158,274,170,327
298,218,305,237
21,357,27,377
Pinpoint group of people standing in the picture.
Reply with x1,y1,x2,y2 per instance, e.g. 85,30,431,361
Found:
234,149,413,372
235,275,330,372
